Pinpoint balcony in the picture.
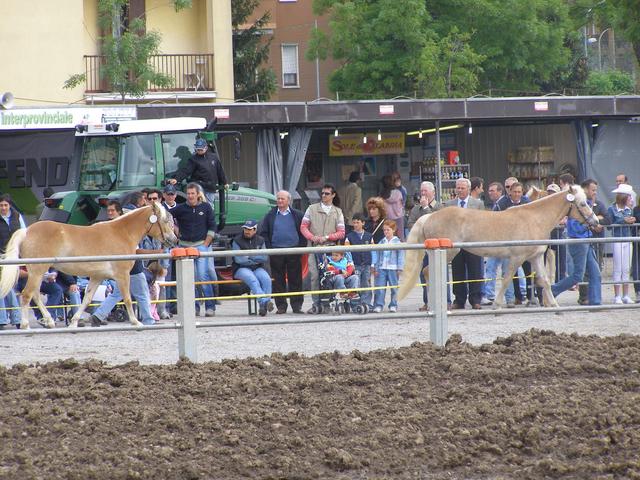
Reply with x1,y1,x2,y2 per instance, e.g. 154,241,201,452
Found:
84,53,216,102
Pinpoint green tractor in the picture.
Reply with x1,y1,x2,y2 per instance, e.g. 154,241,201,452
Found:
40,117,275,239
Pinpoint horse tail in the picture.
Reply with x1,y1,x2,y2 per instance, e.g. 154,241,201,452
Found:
0,228,26,298
398,214,431,300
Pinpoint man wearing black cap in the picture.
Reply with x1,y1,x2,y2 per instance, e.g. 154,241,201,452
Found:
162,184,179,210
232,219,274,316
166,138,227,209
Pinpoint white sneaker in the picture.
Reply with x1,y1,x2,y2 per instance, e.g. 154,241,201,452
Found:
480,297,493,305
389,306,397,313
373,306,382,313
622,296,633,304
614,296,623,304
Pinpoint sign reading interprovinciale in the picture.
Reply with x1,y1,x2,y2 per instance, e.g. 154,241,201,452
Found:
0,106,136,130
329,132,405,157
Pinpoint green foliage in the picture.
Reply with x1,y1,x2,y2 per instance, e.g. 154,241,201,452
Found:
64,0,193,101
232,0,277,101
584,70,635,95
428,0,572,94
312,0,574,98
309,0,439,99
416,28,484,98
607,0,640,66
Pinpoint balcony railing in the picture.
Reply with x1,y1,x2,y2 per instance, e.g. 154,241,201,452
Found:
84,54,215,93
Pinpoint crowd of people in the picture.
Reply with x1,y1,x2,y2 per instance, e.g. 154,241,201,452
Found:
2,138,639,329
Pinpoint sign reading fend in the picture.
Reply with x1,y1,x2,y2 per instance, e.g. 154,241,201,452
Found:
379,105,395,115
214,109,230,119
534,101,549,112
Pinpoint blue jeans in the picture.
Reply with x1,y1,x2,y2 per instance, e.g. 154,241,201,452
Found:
195,244,216,311
483,257,515,303
374,269,399,308
35,281,64,319
0,290,21,325
355,265,372,307
552,243,601,305
327,273,359,291
234,267,271,305
94,272,155,325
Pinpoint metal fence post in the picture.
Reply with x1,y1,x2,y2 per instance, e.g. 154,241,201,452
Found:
176,257,197,362
428,248,448,346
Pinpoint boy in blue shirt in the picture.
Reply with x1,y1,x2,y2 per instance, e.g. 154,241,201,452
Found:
345,213,373,309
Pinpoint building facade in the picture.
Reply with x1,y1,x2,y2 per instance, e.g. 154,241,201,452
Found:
1,0,234,107
249,0,340,102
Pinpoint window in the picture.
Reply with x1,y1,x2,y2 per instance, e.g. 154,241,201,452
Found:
78,137,119,191
281,44,299,87
162,132,199,178
118,134,157,188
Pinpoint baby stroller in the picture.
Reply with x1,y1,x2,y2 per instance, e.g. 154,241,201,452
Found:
312,253,369,315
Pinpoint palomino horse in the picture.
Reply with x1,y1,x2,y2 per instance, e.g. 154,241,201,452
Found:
398,185,599,308
0,202,177,329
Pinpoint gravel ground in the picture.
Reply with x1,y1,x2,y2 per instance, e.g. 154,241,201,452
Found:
1,279,638,367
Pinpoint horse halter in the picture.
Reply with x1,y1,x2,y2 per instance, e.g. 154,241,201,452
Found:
145,205,172,246
567,192,598,227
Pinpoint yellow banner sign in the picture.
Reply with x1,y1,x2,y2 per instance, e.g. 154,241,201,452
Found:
329,132,405,157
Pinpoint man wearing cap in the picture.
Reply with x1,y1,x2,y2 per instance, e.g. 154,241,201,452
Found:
259,190,306,314
170,182,218,317
232,220,274,316
166,138,227,212
162,184,179,210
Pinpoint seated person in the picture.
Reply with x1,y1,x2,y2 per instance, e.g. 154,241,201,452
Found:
232,219,274,317
323,250,359,295
17,267,64,325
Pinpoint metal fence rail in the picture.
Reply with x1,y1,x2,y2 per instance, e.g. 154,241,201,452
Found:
1,236,639,360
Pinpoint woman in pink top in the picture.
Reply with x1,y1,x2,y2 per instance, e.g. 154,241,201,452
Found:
380,175,405,241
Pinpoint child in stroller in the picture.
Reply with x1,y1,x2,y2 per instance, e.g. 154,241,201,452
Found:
313,249,369,314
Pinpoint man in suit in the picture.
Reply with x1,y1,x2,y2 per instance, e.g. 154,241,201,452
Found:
445,178,485,309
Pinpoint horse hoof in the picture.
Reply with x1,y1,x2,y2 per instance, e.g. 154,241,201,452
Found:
20,321,30,330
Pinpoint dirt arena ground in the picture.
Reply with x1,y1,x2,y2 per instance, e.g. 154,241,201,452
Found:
2,329,640,479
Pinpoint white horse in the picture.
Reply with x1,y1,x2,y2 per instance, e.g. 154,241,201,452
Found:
399,185,599,307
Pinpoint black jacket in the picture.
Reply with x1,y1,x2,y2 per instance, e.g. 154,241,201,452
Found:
172,150,227,192
171,201,216,242
0,208,22,253
259,207,306,248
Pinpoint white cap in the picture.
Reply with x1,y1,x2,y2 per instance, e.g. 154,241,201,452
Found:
612,183,635,196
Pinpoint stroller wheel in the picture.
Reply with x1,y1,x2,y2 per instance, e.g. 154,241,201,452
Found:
353,305,365,314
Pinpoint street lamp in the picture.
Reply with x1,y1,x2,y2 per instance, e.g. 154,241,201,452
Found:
589,28,611,71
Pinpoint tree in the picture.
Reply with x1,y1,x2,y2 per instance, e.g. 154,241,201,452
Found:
308,0,453,99
310,0,573,98
427,0,572,95
64,0,190,102
584,70,635,95
416,28,484,98
232,0,277,102
597,0,640,67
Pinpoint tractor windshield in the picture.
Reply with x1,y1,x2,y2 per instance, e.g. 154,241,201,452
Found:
117,134,157,188
161,132,198,179
78,136,118,191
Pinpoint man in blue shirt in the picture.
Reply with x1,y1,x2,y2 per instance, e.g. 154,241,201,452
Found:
259,190,306,314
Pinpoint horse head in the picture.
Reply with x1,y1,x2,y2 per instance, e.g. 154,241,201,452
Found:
148,202,178,247
566,185,599,227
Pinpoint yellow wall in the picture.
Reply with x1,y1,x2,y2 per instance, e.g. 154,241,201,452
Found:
1,0,233,106
146,0,203,53
1,0,95,106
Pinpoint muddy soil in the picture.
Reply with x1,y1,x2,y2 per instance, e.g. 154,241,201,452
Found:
1,329,639,479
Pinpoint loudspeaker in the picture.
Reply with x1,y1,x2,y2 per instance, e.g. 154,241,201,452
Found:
0,92,14,110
